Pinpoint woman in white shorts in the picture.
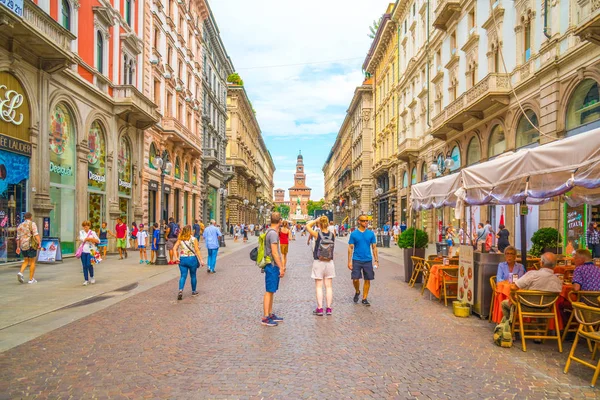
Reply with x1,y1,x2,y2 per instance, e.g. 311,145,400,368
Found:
306,216,335,316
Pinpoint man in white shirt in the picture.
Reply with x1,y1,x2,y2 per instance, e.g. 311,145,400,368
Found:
328,221,336,236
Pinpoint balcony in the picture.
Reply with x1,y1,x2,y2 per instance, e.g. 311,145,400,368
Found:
430,73,510,139
113,85,159,130
433,0,461,31
575,0,600,45
0,0,76,73
202,148,219,173
162,116,202,154
397,138,420,161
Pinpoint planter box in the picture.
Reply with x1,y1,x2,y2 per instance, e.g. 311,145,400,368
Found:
400,248,426,283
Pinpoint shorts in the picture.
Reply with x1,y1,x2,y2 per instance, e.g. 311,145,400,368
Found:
351,260,374,281
280,244,289,255
152,244,158,251
21,248,37,258
264,264,280,293
98,239,108,248
116,238,127,248
311,259,335,280
131,235,137,240
138,245,145,249
166,238,177,250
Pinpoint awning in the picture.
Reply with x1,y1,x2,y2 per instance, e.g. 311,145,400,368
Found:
410,172,462,211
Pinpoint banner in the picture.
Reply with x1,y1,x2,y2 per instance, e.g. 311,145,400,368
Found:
37,238,62,263
458,245,474,305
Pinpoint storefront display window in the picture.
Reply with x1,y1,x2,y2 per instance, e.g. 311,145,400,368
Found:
488,125,506,158
514,204,539,251
149,142,158,170
411,167,417,185
516,110,539,148
118,137,132,197
467,136,481,166
566,79,600,132
50,103,76,254
0,152,28,263
421,162,427,182
449,146,460,172
183,191,188,225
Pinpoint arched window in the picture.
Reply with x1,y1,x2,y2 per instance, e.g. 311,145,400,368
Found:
449,145,460,172
516,110,539,148
96,31,104,73
402,172,408,188
192,167,197,185
435,153,444,177
184,162,190,182
61,0,71,30
566,79,600,131
87,121,106,191
174,157,181,179
421,162,428,182
488,125,506,158
118,137,132,197
411,167,417,185
467,136,481,166
149,143,158,169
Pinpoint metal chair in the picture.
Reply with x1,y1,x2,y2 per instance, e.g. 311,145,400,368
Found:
564,302,600,387
489,275,497,323
408,256,425,288
561,291,600,349
441,266,459,307
511,290,563,352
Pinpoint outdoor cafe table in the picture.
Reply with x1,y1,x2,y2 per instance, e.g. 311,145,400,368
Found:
490,280,573,328
426,264,457,299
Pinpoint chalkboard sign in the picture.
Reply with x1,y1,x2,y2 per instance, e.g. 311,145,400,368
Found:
37,237,63,263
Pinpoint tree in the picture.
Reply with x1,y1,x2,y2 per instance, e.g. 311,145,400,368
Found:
227,72,244,86
368,17,382,39
274,204,290,219
307,199,326,217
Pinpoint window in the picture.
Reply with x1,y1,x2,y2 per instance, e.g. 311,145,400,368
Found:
96,31,104,73
125,0,131,26
184,163,190,182
524,23,531,61
411,167,417,184
166,92,172,116
566,79,600,131
516,110,539,148
488,125,506,157
61,0,71,30
149,143,158,169
174,157,181,179
402,172,408,188
421,162,428,182
153,79,160,106
449,146,460,172
177,102,183,121
467,136,481,165
153,29,159,49
468,8,475,30
167,46,173,66
123,55,134,85
450,31,457,52
493,46,500,73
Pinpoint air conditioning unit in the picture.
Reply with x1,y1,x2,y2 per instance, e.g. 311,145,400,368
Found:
451,48,457,56
193,105,199,111
492,0,500,9
177,0,183,4
185,96,192,102
150,57,159,65
175,85,183,92
437,65,442,72
469,27,476,36
163,72,172,79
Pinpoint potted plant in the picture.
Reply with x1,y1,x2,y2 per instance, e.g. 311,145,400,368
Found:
397,227,429,283
529,227,562,257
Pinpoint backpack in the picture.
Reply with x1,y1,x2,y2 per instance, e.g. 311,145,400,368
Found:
250,228,275,269
317,231,335,261
493,313,513,348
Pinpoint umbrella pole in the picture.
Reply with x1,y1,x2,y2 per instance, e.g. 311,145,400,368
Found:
520,202,527,267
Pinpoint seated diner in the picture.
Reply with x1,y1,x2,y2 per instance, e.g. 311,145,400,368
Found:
496,246,526,283
572,249,600,292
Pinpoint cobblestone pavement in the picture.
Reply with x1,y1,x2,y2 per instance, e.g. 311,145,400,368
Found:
1,236,598,399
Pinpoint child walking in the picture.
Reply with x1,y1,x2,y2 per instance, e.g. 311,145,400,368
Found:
97,222,109,259
151,223,159,264
137,224,149,264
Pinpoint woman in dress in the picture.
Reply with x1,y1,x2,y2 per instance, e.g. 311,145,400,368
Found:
173,225,205,300
97,222,109,259
496,224,511,253
78,220,100,286
279,221,291,269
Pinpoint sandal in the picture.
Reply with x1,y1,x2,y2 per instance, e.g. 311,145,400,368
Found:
177,290,183,300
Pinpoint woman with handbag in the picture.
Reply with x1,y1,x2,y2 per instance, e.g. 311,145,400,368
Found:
77,220,100,286
173,225,205,300
16,212,41,284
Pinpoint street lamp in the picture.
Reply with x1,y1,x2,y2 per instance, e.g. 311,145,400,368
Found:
375,187,384,196
153,150,173,265
218,187,228,246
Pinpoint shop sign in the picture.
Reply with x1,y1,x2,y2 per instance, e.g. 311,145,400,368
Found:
149,180,159,191
0,0,24,17
118,179,132,189
0,133,31,156
87,121,106,190
49,161,73,176
163,184,171,194
565,204,586,254
0,72,30,143
88,171,106,183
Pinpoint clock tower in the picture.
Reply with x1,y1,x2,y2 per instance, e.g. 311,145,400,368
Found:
288,151,311,216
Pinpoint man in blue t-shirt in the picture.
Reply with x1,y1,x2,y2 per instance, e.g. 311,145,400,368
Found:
348,214,379,306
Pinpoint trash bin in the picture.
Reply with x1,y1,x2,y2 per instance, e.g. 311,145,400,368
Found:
382,235,390,248
436,242,448,256
376,233,383,247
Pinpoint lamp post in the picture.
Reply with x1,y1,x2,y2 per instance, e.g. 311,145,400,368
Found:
351,199,357,226
218,187,228,246
243,198,249,224
153,150,173,265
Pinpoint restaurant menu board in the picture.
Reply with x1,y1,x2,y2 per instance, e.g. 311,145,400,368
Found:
564,204,586,255
37,238,62,263
458,245,474,305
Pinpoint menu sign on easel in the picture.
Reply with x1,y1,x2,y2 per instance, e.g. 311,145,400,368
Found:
37,238,62,263
458,245,474,305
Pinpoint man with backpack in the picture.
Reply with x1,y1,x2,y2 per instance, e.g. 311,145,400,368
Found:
348,214,379,306
261,212,285,327
203,219,222,274
306,216,336,316
165,217,180,265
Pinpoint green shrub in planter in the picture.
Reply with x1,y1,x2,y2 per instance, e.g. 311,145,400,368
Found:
397,227,428,249
530,227,562,257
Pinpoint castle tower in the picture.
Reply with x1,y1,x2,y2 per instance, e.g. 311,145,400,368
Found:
274,189,285,204
288,151,311,217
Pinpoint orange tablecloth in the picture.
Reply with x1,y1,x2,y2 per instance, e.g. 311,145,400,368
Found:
426,265,444,299
554,266,574,274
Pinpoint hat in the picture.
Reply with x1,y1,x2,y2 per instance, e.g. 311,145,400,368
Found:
139,224,144,228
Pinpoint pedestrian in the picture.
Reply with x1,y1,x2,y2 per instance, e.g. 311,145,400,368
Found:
306,216,335,316
262,212,285,327
97,222,109,259
165,217,180,264
279,220,291,269
77,220,100,286
446,226,456,257
130,222,138,249
110,217,128,259
193,219,201,242
400,220,407,233
173,225,205,300
475,223,486,248
203,219,222,273
242,223,248,243
151,222,159,264
586,222,600,258
16,212,41,284
137,224,149,264
348,214,379,306
496,224,511,253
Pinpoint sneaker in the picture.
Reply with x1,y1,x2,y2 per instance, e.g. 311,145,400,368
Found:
139,260,144,264
28,278,37,284
83,281,89,286
17,272,24,284
210,270,216,274
124,252,128,259
177,291,183,300
361,299,371,306
146,260,151,264
261,317,278,327
353,292,360,303
270,313,283,322
326,307,332,315
313,308,324,316
192,291,199,296
90,278,95,284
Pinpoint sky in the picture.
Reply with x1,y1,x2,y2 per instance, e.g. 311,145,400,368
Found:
210,0,394,201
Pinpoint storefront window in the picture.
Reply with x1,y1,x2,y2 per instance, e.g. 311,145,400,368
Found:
421,162,428,182
183,191,188,225
149,142,158,170
566,79,600,131
184,162,190,182
0,152,29,262
488,124,506,158
435,154,444,177
207,186,217,220
174,157,181,179
50,103,76,254
450,146,460,172
118,137,132,197
411,167,417,184
516,110,539,148
466,136,481,166
192,167,197,185
87,121,106,192
402,172,408,188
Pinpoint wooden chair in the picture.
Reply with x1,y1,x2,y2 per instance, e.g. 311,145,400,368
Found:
561,291,600,349
420,260,433,295
511,290,562,352
564,302,600,387
427,255,440,261
441,266,459,307
526,258,540,271
488,275,497,323
449,258,460,266
408,256,425,288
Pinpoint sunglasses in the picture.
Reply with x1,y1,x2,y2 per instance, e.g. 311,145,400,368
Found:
358,219,368,222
